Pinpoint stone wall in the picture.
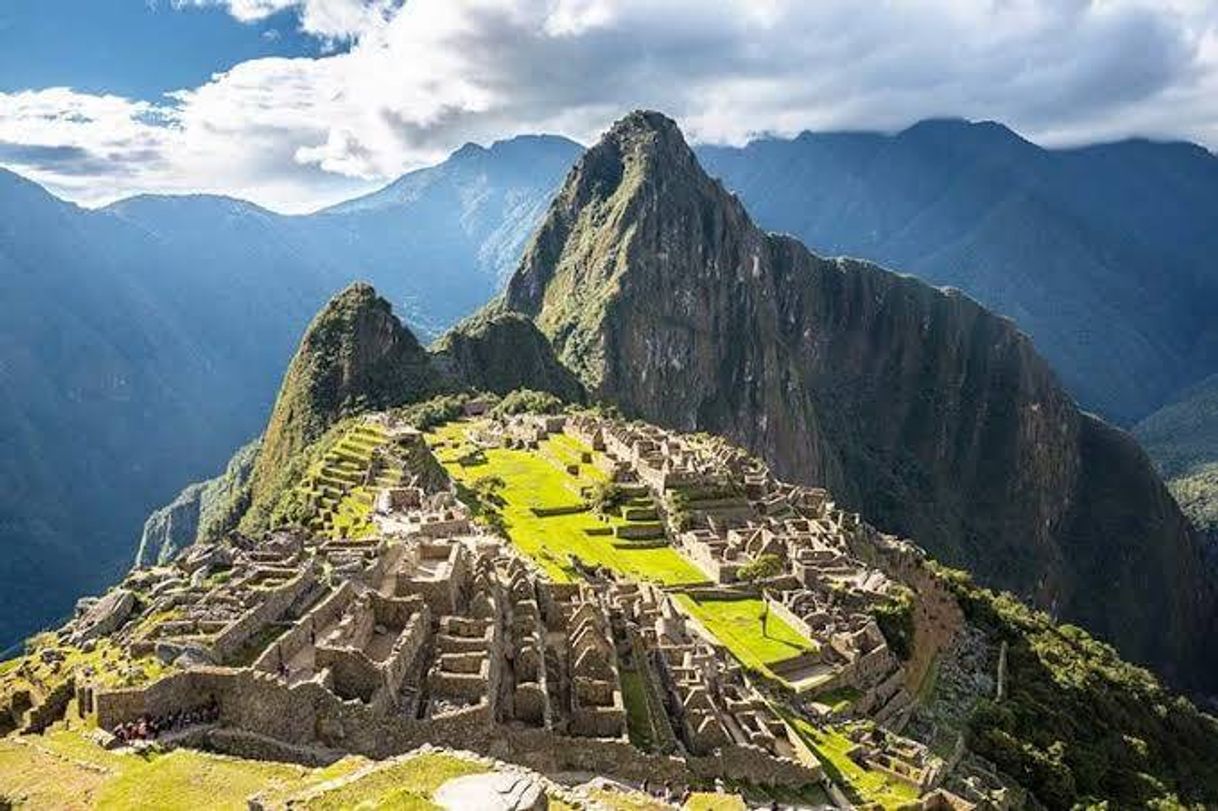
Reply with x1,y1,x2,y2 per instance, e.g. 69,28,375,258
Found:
211,568,318,662
94,665,823,789
253,582,352,674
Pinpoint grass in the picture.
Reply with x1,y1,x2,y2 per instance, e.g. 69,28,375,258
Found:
620,667,655,751
684,792,747,810
289,421,390,539
812,685,862,713
301,752,486,810
95,749,310,810
428,421,705,586
588,787,670,811
673,595,816,680
0,730,485,811
0,729,358,811
780,713,920,810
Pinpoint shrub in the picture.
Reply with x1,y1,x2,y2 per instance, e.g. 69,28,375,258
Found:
588,481,626,516
491,388,563,417
872,586,914,660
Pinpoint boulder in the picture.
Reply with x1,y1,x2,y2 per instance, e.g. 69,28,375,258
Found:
70,589,135,644
434,772,548,811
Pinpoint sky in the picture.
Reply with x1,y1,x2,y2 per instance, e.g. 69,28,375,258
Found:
1,0,1216,213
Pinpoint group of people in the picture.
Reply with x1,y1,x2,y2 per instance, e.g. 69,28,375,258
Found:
639,779,692,805
110,699,219,744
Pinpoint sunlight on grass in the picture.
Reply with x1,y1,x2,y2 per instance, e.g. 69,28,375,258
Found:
300,752,485,810
428,421,705,586
674,594,815,679
780,713,919,810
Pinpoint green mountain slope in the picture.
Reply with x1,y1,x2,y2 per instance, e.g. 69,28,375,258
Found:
240,283,441,533
1135,374,1218,549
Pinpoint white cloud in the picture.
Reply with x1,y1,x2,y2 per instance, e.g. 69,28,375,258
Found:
2,0,1217,212
177,0,402,39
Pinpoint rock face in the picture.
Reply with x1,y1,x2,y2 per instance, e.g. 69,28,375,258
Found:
135,440,259,567
431,311,585,402
697,124,1218,426
505,110,1218,693
244,283,441,527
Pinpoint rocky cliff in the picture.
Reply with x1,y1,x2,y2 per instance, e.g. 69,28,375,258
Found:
505,111,1218,694
134,440,259,567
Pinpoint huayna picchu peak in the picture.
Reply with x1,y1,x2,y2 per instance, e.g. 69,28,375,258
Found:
3,112,1218,811
506,110,1218,697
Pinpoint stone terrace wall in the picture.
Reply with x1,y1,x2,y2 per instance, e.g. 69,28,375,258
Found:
253,582,351,673
211,568,318,662
95,667,822,789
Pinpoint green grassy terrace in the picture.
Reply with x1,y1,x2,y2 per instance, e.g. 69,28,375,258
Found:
287,421,400,539
426,420,705,586
673,594,816,682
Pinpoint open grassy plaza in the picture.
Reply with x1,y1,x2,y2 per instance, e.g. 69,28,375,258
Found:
673,594,818,681
426,420,706,586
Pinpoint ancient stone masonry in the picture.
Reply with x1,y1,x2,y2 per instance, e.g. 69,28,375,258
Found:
25,412,993,804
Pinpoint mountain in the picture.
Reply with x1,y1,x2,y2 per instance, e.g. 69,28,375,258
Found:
1136,373,1218,554
240,283,441,532
504,110,1218,694
0,170,307,653
429,310,585,401
135,439,259,568
0,137,579,651
696,121,1218,426
308,135,583,335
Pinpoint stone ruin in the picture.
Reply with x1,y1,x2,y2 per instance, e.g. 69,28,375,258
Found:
10,412,988,807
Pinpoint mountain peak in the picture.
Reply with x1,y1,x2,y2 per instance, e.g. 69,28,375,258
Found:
498,111,1218,695
240,282,439,531
504,110,740,340
598,109,698,169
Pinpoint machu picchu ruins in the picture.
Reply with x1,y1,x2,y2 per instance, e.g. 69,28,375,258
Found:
0,400,1034,809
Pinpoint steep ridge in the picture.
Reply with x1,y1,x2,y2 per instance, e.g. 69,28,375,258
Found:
696,122,1218,425
134,440,260,567
505,111,1218,693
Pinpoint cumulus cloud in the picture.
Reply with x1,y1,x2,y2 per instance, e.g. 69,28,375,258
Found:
3,0,1217,212
177,0,403,40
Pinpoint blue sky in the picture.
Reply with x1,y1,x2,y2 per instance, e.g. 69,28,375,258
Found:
0,0,1215,213
0,1,327,102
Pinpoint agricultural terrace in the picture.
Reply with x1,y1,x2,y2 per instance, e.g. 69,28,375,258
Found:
781,713,921,810
293,421,400,539
674,594,818,683
426,420,706,586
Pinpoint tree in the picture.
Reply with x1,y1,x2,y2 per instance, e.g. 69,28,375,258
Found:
738,554,784,583
588,481,626,516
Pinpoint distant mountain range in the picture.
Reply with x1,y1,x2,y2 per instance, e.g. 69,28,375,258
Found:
3,115,1218,661
698,119,1218,426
